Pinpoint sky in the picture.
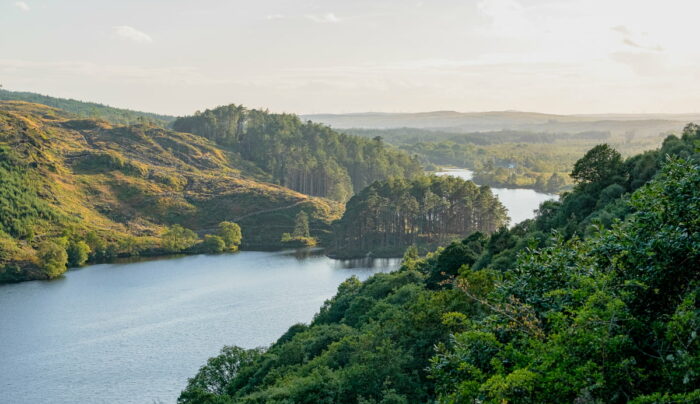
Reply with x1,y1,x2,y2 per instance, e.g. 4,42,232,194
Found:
2,0,700,116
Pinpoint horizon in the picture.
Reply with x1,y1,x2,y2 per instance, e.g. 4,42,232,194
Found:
3,0,700,116
4,87,700,119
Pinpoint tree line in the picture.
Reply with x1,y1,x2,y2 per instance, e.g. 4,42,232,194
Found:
172,105,423,201
330,175,508,257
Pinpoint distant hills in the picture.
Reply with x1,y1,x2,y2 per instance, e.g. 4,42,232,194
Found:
303,110,700,137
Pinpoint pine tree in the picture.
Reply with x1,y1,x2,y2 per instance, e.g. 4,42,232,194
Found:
292,211,310,238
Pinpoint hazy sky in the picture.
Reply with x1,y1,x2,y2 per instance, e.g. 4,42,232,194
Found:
2,0,700,115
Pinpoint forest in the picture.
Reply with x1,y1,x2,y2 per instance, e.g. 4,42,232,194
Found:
178,124,700,403
172,105,423,201
346,127,665,193
330,175,508,258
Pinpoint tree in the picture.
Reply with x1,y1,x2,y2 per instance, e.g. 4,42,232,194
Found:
162,224,199,253
545,173,566,193
198,235,226,254
37,240,68,278
570,144,623,184
217,221,242,251
292,211,311,239
181,345,263,398
66,240,91,267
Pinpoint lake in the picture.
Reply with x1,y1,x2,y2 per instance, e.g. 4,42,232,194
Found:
0,172,554,404
0,250,400,404
435,169,558,225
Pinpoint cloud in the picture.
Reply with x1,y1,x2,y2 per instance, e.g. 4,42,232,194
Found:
306,13,340,23
623,38,663,52
266,14,286,20
611,25,631,35
14,1,30,12
111,26,153,44
612,25,664,52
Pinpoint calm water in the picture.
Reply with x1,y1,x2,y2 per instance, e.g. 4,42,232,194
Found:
436,169,557,225
0,250,399,404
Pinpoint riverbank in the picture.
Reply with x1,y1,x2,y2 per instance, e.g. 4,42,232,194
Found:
0,240,320,284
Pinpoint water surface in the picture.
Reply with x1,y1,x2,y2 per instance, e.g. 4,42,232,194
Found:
436,169,557,224
0,250,399,404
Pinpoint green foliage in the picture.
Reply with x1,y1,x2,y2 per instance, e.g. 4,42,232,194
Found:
37,240,68,278
476,126,700,271
182,131,700,403
66,240,91,267
217,222,242,251
72,151,148,177
280,211,317,247
0,89,174,126
180,345,263,402
198,235,226,254
179,269,465,403
0,146,60,239
173,105,423,201
570,143,624,184
430,158,700,403
331,175,507,257
162,225,199,253
348,126,661,193
292,211,311,238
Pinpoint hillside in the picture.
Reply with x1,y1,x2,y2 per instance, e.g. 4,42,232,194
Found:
172,105,423,202
0,89,175,126
0,101,341,282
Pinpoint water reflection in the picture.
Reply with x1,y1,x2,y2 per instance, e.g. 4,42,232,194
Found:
334,256,402,269
435,169,557,225
280,247,326,260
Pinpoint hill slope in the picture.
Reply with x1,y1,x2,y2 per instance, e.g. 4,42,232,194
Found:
0,101,341,282
172,105,423,202
0,89,175,126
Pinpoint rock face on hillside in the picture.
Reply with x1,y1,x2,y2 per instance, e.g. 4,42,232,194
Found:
0,101,341,282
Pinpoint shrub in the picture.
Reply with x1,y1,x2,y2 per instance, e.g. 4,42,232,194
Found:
199,235,226,254
66,240,91,267
37,240,68,278
217,222,242,251
162,224,199,253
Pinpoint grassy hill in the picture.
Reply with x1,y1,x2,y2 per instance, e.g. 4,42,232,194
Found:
0,89,175,126
0,101,341,282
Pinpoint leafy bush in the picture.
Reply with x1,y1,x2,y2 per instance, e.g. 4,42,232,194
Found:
161,225,199,253
217,222,242,251
198,235,226,254
66,240,91,267
37,240,68,278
